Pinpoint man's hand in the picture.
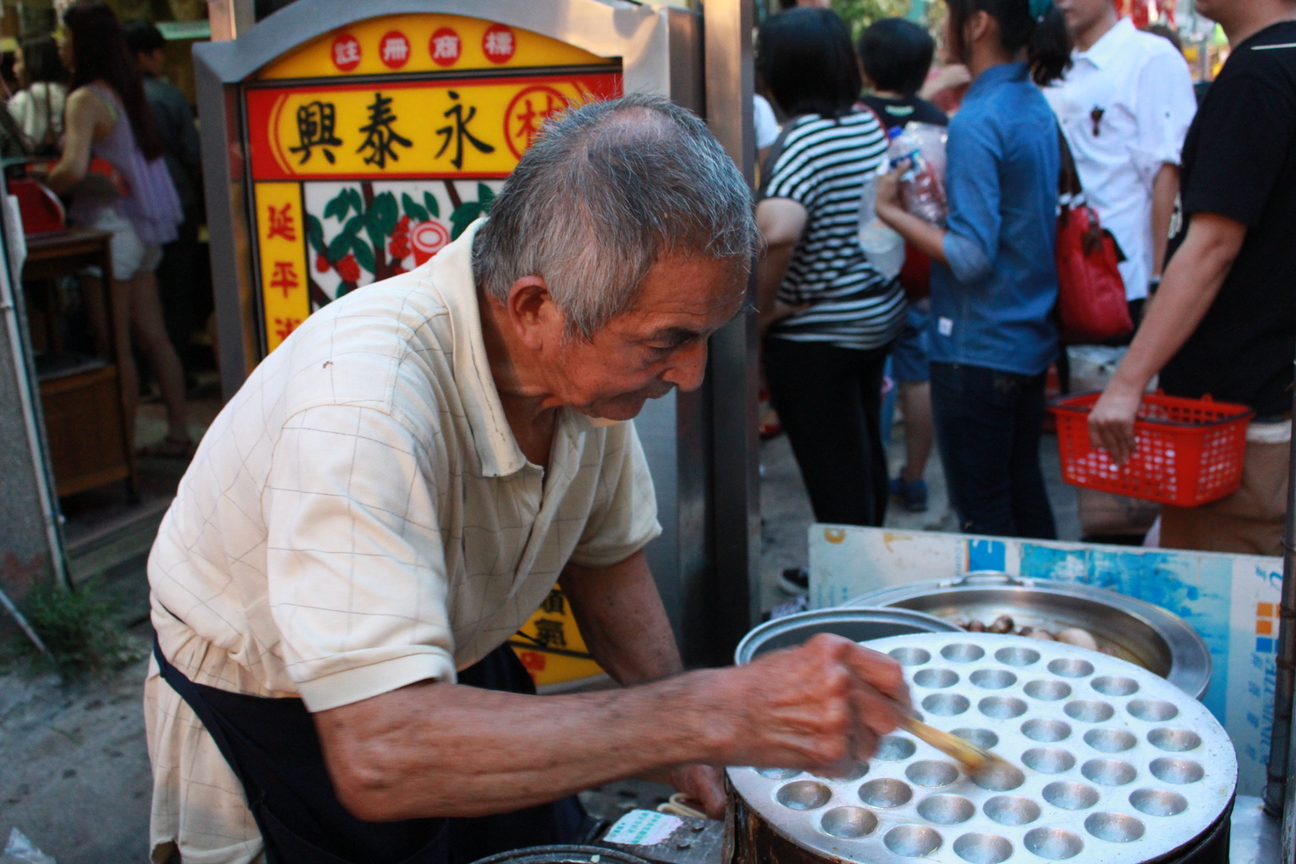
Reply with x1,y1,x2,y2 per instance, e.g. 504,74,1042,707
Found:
669,764,727,819
1088,380,1144,466
709,633,911,775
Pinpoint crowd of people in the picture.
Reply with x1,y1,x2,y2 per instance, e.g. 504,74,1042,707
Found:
4,2,206,458
757,0,1296,558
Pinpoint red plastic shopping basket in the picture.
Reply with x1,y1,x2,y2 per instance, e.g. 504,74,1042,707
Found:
1049,391,1254,507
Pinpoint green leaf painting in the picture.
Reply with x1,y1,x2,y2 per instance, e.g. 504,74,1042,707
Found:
351,237,376,274
306,214,325,255
423,191,440,219
402,192,430,223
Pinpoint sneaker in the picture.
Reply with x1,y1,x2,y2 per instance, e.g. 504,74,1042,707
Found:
778,566,809,596
890,475,929,512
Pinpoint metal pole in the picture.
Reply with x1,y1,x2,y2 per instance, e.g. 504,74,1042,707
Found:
703,0,761,663
1265,360,1296,817
206,0,256,42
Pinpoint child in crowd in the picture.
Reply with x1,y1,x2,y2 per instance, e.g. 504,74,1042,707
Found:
857,18,948,513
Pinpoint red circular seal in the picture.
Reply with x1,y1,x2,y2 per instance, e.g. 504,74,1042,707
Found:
504,86,570,159
429,27,461,67
331,33,361,72
378,31,411,70
410,221,451,265
481,23,516,64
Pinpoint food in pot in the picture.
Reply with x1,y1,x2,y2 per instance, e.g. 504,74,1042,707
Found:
1056,627,1100,651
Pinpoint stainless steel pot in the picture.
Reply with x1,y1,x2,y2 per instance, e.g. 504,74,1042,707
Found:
735,607,961,666
846,572,1210,699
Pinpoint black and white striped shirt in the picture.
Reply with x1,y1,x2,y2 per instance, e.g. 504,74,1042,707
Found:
765,110,906,350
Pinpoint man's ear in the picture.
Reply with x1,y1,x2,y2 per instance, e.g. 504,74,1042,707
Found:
505,275,565,350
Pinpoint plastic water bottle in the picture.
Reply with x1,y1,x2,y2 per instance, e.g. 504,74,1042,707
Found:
858,166,904,279
888,126,948,226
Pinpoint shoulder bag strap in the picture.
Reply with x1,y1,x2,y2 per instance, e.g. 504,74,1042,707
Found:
1056,126,1084,208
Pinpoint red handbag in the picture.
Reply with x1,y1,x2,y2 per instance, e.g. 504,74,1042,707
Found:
1054,130,1131,344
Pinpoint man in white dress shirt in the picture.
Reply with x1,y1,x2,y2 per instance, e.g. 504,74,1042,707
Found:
1046,0,1197,323
144,94,911,864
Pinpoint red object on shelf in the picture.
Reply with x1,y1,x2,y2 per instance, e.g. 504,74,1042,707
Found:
1049,391,1253,507
6,178,65,234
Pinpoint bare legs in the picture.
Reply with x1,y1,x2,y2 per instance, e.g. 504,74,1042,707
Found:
897,380,933,484
83,268,190,448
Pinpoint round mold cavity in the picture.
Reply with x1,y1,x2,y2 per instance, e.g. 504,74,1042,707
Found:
1042,781,1100,810
1024,679,1071,701
1148,757,1205,785
1091,675,1140,697
1022,747,1076,774
777,780,832,810
1148,728,1202,753
953,832,1013,864
859,778,913,808
979,696,1028,719
756,768,801,779
1048,658,1095,678
914,668,960,689
952,728,999,749
1081,758,1137,786
1064,700,1116,723
923,693,972,717
884,825,942,858
941,643,986,663
983,795,1041,826
820,806,879,839
875,735,918,761
1128,699,1179,722
972,763,1025,792
995,646,1041,667
970,669,1017,690
890,646,931,666
906,760,960,788
1084,728,1138,754
1129,788,1189,817
918,794,976,825
814,762,868,782
1085,812,1146,843
1022,718,1072,743
1024,827,1084,860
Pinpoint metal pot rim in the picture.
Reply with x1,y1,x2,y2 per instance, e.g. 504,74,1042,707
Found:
845,571,1211,699
735,607,961,666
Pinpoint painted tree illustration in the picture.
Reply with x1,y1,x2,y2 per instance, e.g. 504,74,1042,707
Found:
305,181,496,305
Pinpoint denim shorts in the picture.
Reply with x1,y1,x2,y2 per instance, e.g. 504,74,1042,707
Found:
891,302,931,383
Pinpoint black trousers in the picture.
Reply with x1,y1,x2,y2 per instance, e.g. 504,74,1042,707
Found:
764,338,892,527
155,640,584,864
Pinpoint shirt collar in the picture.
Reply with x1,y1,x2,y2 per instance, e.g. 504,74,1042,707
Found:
429,219,601,478
429,218,529,478
966,61,1029,98
1076,17,1136,69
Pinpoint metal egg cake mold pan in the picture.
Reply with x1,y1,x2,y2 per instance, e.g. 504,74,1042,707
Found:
727,633,1236,864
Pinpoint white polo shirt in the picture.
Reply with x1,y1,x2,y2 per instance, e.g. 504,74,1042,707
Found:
1045,18,1197,302
144,220,661,862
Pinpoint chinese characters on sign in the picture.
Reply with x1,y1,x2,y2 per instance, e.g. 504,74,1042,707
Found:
332,33,361,72
266,203,296,240
251,74,621,180
482,23,516,64
430,27,461,67
357,92,413,169
435,90,494,171
254,183,310,352
380,31,410,69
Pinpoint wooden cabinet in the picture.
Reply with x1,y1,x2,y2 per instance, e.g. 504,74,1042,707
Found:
22,230,137,499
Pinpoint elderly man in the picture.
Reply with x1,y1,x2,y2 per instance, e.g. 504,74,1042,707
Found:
145,95,910,864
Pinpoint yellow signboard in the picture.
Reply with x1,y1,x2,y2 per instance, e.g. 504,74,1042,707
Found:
247,73,622,181
253,182,311,351
510,587,605,688
258,14,614,80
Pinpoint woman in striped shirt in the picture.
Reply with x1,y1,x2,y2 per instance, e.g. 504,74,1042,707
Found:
757,7,907,527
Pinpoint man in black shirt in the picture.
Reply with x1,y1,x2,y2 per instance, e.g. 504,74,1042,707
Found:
1090,0,1296,555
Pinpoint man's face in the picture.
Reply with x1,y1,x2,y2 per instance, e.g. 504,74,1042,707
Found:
542,255,748,422
1055,0,1114,36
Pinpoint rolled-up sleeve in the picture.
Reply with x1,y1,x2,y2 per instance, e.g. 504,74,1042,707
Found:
568,421,662,570
943,118,1003,284
1133,50,1197,170
264,404,456,712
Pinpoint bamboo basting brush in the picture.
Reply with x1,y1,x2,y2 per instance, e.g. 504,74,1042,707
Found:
902,717,1011,776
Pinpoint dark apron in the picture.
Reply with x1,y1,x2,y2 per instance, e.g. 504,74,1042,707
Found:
155,638,585,864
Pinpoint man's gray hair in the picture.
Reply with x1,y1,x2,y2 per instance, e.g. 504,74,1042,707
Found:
473,94,759,338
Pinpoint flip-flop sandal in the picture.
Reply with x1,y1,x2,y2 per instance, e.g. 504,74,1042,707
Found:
138,438,197,460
